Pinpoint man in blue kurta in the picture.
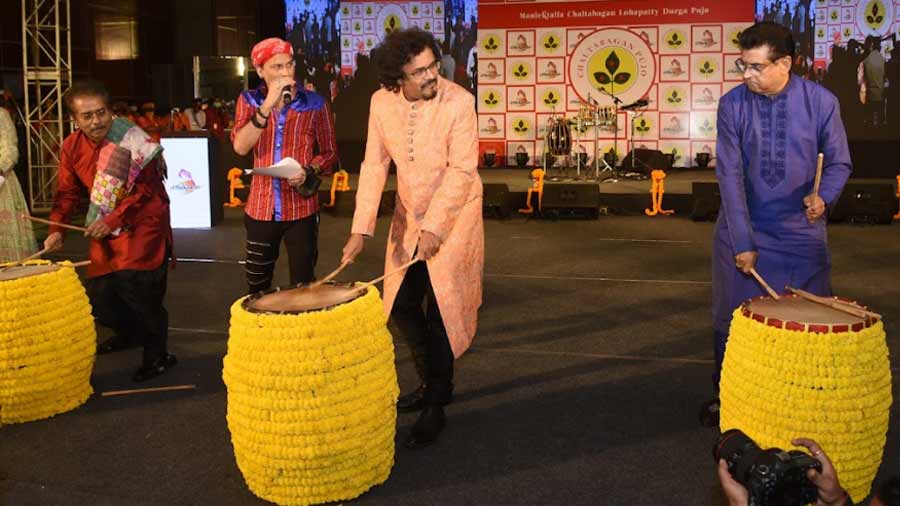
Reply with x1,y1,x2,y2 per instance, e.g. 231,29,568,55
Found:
701,22,852,426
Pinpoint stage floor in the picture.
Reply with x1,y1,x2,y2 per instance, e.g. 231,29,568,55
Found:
3,210,899,506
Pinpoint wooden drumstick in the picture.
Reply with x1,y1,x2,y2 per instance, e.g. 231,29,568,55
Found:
100,384,196,397
749,267,780,300
355,258,419,293
17,247,50,263
309,261,350,288
66,260,91,268
812,153,824,200
785,287,881,320
21,214,89,233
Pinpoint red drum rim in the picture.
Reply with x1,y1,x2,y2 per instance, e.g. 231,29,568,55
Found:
740,294,880,334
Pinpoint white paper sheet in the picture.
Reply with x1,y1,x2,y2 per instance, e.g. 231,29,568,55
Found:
245,157,303,178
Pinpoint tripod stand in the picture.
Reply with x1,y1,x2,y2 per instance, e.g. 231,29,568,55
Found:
595,87,622,182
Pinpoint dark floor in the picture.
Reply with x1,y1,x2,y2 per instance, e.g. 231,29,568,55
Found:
2,208,898,506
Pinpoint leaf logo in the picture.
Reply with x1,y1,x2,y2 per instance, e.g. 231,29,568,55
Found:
699,60,716,76
831,10,839,20
667,32,684,48
593,51,631,86
700,119,714,133
342,7,349,15
513,64,530,79
425,22,431,30
667,90,683,104
412,6,419,15
354,22,361,31
484,36,499,52
513,120,530,133
343,39,350,48
543,34,559,50
543,90,559,106
866,0,886,27
366,6,372,14
731,31,742,48
366,38,373,48
435,5,442,14
669,148,682,163
635,118,651,134
483,92,499,106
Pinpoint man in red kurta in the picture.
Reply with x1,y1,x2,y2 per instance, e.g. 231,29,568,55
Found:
45,80,175,382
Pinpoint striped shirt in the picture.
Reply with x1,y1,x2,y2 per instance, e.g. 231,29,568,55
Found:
231,84,337,221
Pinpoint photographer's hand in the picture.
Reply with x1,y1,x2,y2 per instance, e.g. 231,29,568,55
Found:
718,459,749,506
791,438,850,506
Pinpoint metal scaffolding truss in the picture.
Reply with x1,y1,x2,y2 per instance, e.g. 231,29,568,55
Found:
21,0,71,212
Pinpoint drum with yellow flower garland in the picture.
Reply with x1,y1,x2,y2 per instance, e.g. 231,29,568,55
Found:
719,295,892,502
0,261,96,424
223,283,399,506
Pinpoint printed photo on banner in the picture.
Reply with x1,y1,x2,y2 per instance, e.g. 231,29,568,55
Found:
478,114,506,139
659,112,690,139
479,59,505,84
536,57,565,83
629,27,659,53
722,54,744,81
507,30,536,56
691,83,721,110
507,86,535,111
659,55,690,81
692,25,723,52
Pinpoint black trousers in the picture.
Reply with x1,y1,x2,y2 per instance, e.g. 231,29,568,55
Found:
390,261,454,405
244,213,319,294
88,259,169,367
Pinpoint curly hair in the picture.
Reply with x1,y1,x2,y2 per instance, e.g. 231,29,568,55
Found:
373,28,441,92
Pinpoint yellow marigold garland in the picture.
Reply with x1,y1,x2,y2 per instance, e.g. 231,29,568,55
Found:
720,308,892,502
0,260,96,424
223,286,399,506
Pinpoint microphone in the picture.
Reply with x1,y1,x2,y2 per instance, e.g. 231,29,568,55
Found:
281,85,293,104
621,99,649,111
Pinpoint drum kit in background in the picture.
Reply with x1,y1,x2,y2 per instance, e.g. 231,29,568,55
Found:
542,93,649,182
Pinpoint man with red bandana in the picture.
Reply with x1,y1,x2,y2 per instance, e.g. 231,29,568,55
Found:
232,37,337,293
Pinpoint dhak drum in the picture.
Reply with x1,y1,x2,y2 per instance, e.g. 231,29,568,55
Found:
0,261,96,424
223,282,399,506
546,117,572,156
719,294,891,502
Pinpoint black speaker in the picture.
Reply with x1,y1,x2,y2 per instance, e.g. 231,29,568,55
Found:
541,182,600,218
829,181,897,224
482,183,513,219
691,182,721,221
620,148,672,174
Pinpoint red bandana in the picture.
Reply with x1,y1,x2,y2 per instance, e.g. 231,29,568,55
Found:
251,38,294,67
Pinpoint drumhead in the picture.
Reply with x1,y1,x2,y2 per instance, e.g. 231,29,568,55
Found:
0,264,60,282
243,282,365,314
742,294,873,331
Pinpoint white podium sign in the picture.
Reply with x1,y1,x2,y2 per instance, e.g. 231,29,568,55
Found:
161,137,213,229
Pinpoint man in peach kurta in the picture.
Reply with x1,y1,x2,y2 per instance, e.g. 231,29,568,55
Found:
342,28,483,450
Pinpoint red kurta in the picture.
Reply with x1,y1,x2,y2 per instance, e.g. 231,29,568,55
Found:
49,129,173,279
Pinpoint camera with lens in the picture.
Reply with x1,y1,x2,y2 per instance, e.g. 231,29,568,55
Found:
714,429,822,506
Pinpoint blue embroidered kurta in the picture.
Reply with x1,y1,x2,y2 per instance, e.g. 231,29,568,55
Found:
711,76,852,379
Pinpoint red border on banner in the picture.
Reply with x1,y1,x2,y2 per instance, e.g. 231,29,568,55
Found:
479,0,753,29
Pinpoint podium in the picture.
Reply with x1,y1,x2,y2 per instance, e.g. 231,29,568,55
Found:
160,131,224,228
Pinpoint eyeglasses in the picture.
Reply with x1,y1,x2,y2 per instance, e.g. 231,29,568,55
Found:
734,58,775,75
406,60,440,80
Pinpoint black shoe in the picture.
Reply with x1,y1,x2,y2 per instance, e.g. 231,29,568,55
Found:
397,385,426,413
397,384,454,413
132,353,177,383
404,405,446,449
97,336,139,355
699,398,720,428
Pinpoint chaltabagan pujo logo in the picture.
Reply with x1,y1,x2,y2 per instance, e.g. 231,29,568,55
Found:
170,168,201,194
568,28,656,107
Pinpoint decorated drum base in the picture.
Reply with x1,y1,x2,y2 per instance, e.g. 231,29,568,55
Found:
223,283,399,506
720,295,892,502
0,261,96,424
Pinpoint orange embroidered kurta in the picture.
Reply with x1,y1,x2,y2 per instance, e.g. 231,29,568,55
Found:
352,77,483,358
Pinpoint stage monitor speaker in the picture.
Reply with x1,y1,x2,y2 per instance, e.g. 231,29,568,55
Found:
541,182,600,218
482,183,513,219
691,182,721,221
829,181,897,224
620,148,671,174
